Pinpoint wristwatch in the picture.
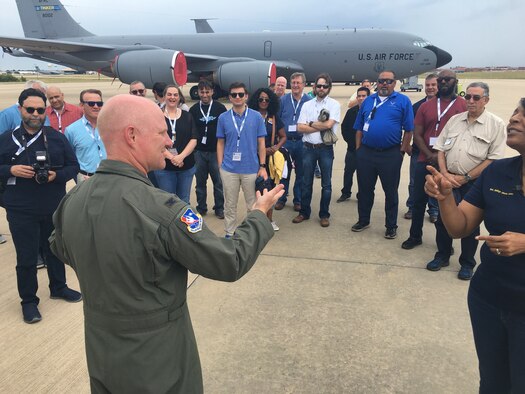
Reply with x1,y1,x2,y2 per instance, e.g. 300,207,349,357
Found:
259,163,266,168
309,121,314,127
464,173,472,182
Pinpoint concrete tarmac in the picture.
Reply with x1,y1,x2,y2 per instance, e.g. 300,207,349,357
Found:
0,78,523,393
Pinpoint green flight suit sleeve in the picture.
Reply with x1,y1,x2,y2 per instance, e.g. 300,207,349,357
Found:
161,207,274,282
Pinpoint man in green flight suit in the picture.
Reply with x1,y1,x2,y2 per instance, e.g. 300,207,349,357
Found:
50,94,284,393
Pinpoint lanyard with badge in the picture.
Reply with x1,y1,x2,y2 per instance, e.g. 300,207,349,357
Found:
430,98,456,147
288,94,303,133
53,109,63,132
231,108,248,161
199,100,213,145
363,96,389,132
8,127,46,185
85,121,104,159
165,111,178,155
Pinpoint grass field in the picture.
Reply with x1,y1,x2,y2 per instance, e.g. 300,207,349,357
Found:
445,70,525,79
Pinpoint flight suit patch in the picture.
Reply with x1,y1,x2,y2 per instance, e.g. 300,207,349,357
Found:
181,208,203,233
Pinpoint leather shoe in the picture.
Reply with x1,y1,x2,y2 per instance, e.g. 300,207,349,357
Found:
458,266,473,280
292,214,308,224
275,201,285,210
426,259,450,271
404,210,412,220
320,218,330,227
336,194,350,203
215,210,224,219
51,287,82,303
22,303,42,324
293,203,301,212
401,237,422,250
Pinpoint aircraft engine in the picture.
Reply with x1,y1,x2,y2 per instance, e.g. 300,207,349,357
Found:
213,61,276,93
112,49,187,87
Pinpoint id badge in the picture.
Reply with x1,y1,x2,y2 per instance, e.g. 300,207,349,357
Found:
168,148,178,155
7,176,16,185
233,152,242,161
429,137,438,147
201,136,207,144
288,125,297,132
363,122,370,132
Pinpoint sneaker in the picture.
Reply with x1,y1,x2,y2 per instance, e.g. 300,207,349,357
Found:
351,222,369,232
0,234,7,244
50,287,82,303
401,237,422,249
336,194,350,203
215,210,224,219
271,221,280,231
36,255,46,269
22,303,42,324
385,228,397,239
426,258,450,271
404,210,412,220
458,266,473,280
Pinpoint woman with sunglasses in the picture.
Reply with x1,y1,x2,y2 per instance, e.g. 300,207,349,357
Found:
248,88,287,231
154,85,198,203
425,99,525,392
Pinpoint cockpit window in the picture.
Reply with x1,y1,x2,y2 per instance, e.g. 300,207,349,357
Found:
413,39,432,48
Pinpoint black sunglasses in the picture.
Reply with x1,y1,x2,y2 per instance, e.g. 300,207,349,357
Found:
464,94,485,101
377,79,395,85
230,92,245,98
82,101,104,107
437,77,456,84
258,97,270,103
131,89,145,95
316,84,330,89
23,106,46,115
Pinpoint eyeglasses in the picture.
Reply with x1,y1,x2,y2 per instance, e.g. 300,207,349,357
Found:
316,84,330,89
377,79,395,85
437,77,456,84
23,106,46,115
82,101,104,107
130,89,145,95
258,98,270,103
229,92,245,98
464,94,485,101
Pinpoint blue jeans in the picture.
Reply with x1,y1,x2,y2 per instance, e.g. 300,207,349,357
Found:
299,144,334,219
278,138,303,205
406,148,438,216
155,167,196,204
468,287,525,393
194,150,224,213
356,145,403,229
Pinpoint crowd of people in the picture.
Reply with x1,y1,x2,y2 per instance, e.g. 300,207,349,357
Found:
0,73,523,392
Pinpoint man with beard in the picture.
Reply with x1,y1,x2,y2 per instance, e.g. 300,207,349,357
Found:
0,88,80,323
352,70,413,239
45,86,83,133
401,70,466,253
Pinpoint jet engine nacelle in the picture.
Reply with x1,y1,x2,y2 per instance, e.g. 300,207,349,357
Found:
213,61,276,94
112,49,187,87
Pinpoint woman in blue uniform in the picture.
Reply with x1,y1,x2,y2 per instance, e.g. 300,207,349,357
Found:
425,98,525,393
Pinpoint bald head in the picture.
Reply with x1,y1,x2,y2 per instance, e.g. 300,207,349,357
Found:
98,95,169,174
46,86,65,111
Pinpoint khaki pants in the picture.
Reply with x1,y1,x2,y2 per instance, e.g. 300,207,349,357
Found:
219,168,257,236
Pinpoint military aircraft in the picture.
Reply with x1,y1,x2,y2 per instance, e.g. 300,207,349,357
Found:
0,0,452,99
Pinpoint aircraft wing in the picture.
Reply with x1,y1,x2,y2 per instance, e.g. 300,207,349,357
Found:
0,35,114,52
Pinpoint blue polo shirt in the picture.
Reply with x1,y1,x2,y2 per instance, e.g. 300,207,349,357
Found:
354,91,413,149
0,103,50,135
64,116,107,173
279,93,311,137
217,108,266,174
463,156,525,314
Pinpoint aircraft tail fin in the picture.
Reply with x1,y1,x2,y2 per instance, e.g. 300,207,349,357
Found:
191,19,215,34
15,0,94,39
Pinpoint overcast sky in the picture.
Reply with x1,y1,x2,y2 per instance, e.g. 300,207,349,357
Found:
0,0,523,71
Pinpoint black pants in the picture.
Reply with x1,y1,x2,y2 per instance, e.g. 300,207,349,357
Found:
341,149,357,197
7,211,67,305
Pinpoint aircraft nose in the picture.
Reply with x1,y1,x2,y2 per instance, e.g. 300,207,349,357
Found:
427,45,452,68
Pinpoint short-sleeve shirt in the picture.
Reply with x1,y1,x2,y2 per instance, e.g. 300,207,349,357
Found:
164,110,198,171
189,100,227,152
297,96,341,144
414,97,467,162
65,116,107,173
217,108,266,174
463,156,525,314
354,91,414,149
434,110,506,174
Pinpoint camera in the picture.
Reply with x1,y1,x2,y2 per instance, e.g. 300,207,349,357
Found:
32,150,50,184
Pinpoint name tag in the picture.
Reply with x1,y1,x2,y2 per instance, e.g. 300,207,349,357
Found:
168,148,178,155
7,177,16,185
288,125,297,132
201,136,207,144
233,152,242,161
429,137,438,147
363,122,370,132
